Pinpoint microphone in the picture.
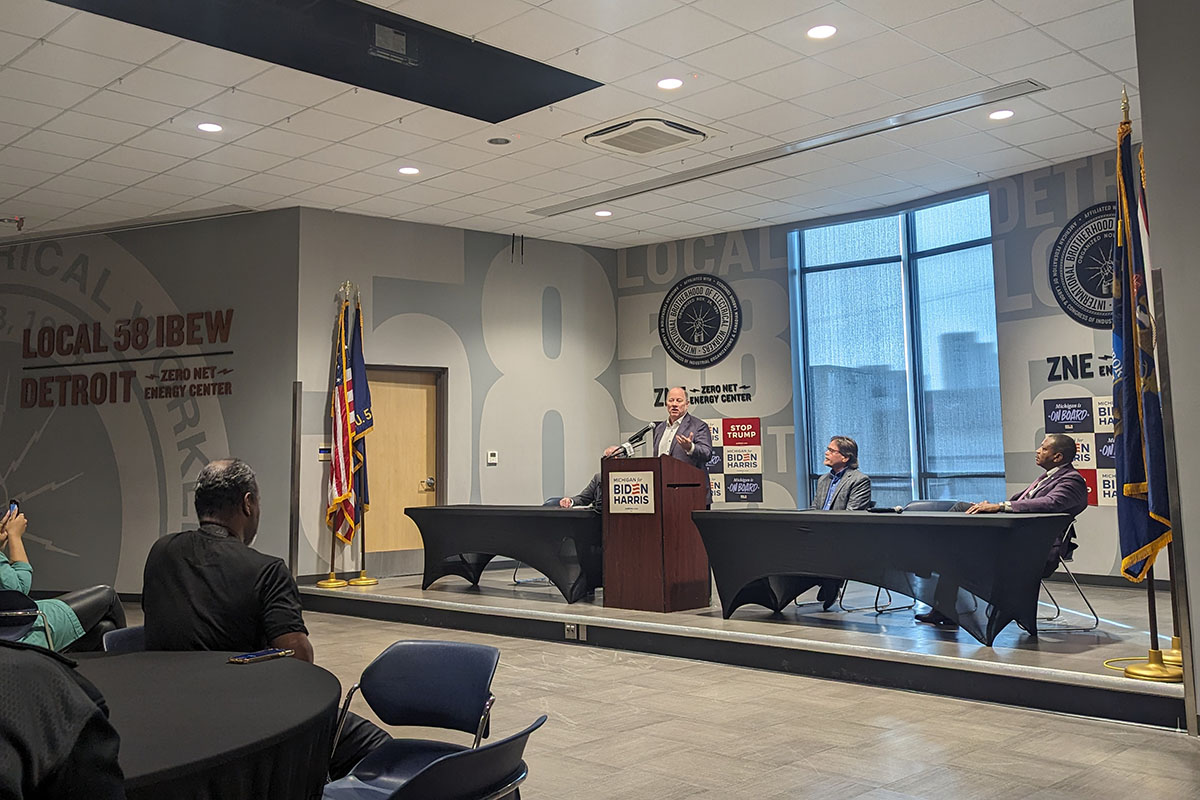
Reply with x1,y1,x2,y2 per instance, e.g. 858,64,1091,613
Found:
605,423,657,459
628,423,655,443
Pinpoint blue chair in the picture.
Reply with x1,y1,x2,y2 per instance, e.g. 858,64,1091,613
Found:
102,624,145,654
323,714,546,800
330,640,501,790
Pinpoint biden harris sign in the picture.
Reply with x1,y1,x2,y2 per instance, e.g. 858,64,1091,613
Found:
608,471,656,514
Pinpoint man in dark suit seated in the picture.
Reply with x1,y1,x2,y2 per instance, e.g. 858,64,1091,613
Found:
915,433,1089,627
558,473,602,508
810,436,873,610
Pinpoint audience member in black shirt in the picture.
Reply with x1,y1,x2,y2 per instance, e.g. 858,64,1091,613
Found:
0,639,126,799
142,458,390,779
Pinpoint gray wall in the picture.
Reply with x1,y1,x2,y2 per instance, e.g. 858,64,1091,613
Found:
0,209,299,592
1132,0,1200,718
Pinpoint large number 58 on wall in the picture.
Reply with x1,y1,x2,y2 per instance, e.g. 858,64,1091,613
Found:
479,241,619,503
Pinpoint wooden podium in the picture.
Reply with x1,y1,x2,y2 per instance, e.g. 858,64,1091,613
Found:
601,454,710,612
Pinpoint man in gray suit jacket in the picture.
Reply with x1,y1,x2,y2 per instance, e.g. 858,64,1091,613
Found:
559,473,602,508
810,436,873,609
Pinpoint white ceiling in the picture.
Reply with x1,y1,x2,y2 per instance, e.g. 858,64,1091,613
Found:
0,0,1139,248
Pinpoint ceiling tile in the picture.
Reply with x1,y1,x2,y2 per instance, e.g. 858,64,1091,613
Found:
198,89,304,126
364,158,451,183
0,96,61,127
11,41,132,87
468,155,551,182
672,82,777,118
1035,74,1126,113
1021,129,1111,159
201,185,282,207
233,173,316,197
816,32,937,79
752,177,815,201
436,195,509,216
552,85,658,124
560,155,644,182
397,206,473,226
67,161,156,185
0,68,95,109
135,173,223,198
167,160,255,184
307,144,396,171
882,116,976,147
341,195,423,218
612,59,727,103
0,121,31,146
1,0,74,39
156,112,260,143
237,67,349,107
0,165,56,188
125,129,221,158
917,131,1009,158
99,184,189,208
384,183,460,206
272,109,374,142
421,171,503,194
695,189,764,211
147,40,270,86
617,6,742,60
474,182,554,205
73,90,182,126
547,35,670,83
112,67,225,106
996,0,1123,26
199,144,292,171
864,56,979,100
315,87,423,125
741,59,854,101
238,127,329,157
1079,35,1137,73
795,81,899,118
949,28,1067,74
844,0,979,28
387,0,529,37
13,185,93,210
1064,97,1139,131
989,114,1086,146
693,0,829,31
684,35,800,81
15,129,110,159
478,7,603,61
266,159,348,184
48,12,177,63
0,145,82,173
326,172,408,195
519,169,597,193
1039,2,1133,49
901,2,1028,52
343,125,439,156
511,140,594,169
0,32,34,65
992,52,1104,88
541,0,677,34
94,145,185,172
502,105,597,139
406,142,497,170
760,5,888,56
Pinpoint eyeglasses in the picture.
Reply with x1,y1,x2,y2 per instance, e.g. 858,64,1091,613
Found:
825,447,842,454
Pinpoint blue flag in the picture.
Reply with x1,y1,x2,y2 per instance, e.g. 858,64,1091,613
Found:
350,297,373,520
1112,118,1171,582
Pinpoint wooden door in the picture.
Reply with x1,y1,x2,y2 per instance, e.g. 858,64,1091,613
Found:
363,368,440,554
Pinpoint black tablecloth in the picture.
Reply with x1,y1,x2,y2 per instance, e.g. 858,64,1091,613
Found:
693,510,1073,645
76,651,340,800
407,505,603,603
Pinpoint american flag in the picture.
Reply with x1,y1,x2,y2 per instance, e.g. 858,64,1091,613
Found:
326,298,356,543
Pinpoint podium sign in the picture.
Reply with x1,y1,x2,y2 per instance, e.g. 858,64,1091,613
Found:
602,455,710,612
608,471,655,514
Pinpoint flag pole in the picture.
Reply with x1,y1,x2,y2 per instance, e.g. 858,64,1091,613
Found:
348,513,377,586
1123,566,1179,680
347,285,377,587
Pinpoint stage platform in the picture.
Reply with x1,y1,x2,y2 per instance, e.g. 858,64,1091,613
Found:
300,569,1186,729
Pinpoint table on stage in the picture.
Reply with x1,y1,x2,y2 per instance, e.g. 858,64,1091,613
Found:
693,509,1073,646
407,505,603,603
76,651,340,800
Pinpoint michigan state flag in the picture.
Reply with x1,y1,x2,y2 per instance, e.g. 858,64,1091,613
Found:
349,297,373,527
1112,117,1171,582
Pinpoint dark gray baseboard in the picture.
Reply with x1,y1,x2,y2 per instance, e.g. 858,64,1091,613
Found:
1048,572,1170,591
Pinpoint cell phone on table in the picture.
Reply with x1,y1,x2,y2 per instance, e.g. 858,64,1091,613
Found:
227,647,294,664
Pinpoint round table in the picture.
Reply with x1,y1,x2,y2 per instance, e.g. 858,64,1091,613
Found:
76,651,341,800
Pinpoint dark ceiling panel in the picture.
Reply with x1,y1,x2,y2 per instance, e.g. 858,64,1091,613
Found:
50,0,603,123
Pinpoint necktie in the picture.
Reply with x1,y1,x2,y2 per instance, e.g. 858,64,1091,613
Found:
1020,474,1047,499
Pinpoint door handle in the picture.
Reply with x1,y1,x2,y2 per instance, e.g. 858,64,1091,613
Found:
422,476,435,490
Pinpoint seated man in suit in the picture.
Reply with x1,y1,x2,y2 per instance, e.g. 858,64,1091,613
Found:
559,473,602,508
810,436,873,610
916,433,1088,627
142,458,390,778
605,387,714,504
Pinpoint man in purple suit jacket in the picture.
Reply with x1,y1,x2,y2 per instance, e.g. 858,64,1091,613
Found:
917,434,1088,628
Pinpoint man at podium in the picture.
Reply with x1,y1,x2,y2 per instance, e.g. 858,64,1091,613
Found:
606,387,713,504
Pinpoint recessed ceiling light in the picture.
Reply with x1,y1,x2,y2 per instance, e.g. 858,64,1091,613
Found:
988,109,1015,120
807,25,837,39
196,122,223,133
594,210,613,217
487,137,512,146
657,78,684,90
397,167,420,175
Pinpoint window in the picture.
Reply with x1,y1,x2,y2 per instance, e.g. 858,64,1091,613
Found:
789,194,1004,508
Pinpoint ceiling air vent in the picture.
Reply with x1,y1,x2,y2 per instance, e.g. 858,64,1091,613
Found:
581,114,710,156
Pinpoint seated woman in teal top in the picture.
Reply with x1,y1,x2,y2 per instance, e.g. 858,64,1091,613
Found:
1,507,125,651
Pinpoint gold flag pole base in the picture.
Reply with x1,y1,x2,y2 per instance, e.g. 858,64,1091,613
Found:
1123,649,1184,682
348,570,378,587
1162,635,1183,667
316,571,348,589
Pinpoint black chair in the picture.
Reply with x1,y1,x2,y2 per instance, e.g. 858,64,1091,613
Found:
838,500,966,614
323,715,546,800
102,624,146,654
329,640,501,793
1038,529,1099,631
0,590,52,649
